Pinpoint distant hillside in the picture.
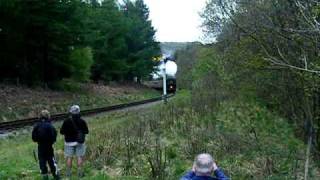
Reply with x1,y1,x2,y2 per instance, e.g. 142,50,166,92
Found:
160,42,194,55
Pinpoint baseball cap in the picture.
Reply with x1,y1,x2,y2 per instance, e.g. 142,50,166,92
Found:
69,105,80,114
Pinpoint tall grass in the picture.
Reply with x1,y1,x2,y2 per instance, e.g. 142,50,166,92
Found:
84,91,319,179
0,91,319,179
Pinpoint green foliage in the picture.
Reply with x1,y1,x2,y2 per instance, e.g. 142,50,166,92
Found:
51,79,83,92
0,0,160,85
122,0,161,81
69,47,93,82
86,0,160,82
199,0,320,157
0,0,88,84
175,44,202,89
1,92,318,179
88,0,129,81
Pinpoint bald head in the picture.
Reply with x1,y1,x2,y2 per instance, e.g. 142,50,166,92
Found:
194,153,214,175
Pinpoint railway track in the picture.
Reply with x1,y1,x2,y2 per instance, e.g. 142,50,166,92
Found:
0,95,172,132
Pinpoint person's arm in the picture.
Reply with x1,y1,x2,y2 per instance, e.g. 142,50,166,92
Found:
32,124,39,142
214,169,229,180
180,171,195,180
82,119,89,134
52,126,57,143
213,162,229,180
60,121,66,135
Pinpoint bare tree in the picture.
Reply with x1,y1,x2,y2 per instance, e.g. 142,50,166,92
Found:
202,0,320,74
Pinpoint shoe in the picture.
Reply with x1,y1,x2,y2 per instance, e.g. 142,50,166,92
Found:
66,168,72,178
53,174,61,180
41,174,49,180
77,169,84,178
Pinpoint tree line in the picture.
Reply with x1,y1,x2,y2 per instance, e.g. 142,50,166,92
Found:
177,0,320,165
0,0,160,86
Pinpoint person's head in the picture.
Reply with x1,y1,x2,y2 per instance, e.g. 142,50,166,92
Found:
40,109,50,120
193,153,214,176
69,105,80,118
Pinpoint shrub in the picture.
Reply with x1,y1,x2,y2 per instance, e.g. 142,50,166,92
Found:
69,47,94,82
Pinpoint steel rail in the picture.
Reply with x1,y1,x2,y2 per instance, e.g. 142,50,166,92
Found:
0,95,172,132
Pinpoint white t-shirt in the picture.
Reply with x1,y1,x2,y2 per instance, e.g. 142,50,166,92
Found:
65,141,78,146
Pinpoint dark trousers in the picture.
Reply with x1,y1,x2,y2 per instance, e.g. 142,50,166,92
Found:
38,144,58,176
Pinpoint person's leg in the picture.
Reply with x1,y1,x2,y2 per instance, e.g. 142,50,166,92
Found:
66,157,73,177
64,145,75,177
39,159,49,180
48,156,59,179
77,156,84,177
40,145,60,179
77,156,83,167
41,174,49,180
47,146,59,179
76,144,86,177
38,147,48,177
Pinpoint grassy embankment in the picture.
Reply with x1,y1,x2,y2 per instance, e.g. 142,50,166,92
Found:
0,91,319,179
0,83,159,122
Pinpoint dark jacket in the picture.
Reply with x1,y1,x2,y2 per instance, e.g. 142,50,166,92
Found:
60,115,89,143
180,169,229,180
32,118,57,145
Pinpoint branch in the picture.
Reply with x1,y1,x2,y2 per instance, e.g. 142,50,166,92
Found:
283,28,320,34
263,57,320,74
303,54,308,70
295,0,316,29
217,0,320,74
276,46,289,64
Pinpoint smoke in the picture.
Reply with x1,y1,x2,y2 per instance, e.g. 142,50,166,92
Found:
165,61,177,76
152,60,178,79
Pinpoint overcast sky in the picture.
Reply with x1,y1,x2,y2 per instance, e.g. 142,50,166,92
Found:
143,0,207,42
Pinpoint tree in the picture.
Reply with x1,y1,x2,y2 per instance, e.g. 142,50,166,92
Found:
0,0,160,85
201,0,320,163
88,0,131,82
0,0,88,85
203,0,320,74
68,47,93,82
122,0,161,82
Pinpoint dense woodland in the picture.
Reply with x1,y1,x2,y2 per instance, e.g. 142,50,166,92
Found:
177,0,320,167
0,0,160,85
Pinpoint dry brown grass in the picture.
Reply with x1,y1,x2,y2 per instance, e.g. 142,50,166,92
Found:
0,83,158,122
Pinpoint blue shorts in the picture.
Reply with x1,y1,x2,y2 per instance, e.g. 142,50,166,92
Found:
64,143,86,157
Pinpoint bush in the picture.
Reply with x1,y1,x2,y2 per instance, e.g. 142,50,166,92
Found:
50,79,82,92
69,47,94,82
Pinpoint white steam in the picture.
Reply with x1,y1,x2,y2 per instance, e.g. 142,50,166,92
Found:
165,61,177,76
153,60,178,79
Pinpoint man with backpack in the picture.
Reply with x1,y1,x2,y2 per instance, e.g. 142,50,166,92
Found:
60,105,89,178
32,110,60,180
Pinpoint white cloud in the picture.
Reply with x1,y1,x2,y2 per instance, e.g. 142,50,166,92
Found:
144,0,207,42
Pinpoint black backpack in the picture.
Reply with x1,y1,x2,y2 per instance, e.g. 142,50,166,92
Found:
70,119,85,144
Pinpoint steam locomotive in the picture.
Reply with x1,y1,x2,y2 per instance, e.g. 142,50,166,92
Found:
143,76,176,93
144,56,177,93
166,77,176,93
